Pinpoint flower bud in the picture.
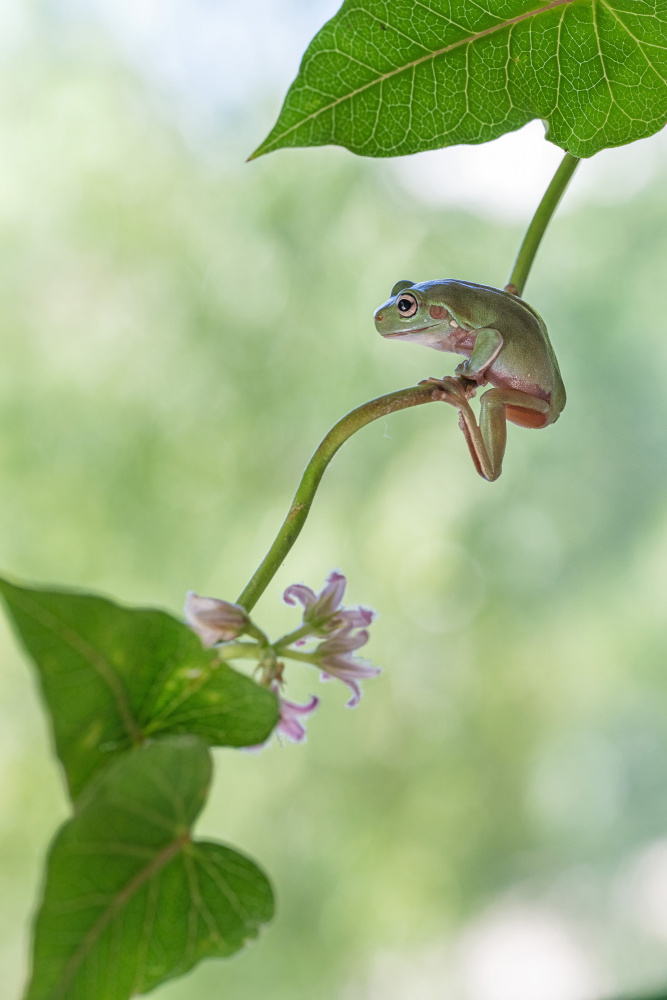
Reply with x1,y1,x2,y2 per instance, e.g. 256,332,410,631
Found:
184,592,249,647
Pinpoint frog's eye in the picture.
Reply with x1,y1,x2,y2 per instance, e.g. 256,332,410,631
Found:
396,293,418,318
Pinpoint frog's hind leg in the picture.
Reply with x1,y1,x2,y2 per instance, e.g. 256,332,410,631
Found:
474,388,550,480
423,378,549,481
422,376,499,481
457,412,486,479
504,402,549,428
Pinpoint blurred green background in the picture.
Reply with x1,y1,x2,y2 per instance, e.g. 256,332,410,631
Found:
3,3,667,999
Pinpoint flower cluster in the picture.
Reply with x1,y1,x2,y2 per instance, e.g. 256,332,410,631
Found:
282,572,379,708
184,571,379,746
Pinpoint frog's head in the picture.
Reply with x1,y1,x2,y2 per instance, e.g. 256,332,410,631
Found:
374,280,455,348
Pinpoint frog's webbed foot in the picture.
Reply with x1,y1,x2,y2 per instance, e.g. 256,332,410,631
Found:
454,361,489,386
419,375,477,404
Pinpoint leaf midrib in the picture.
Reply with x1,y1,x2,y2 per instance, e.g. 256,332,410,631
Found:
8,590,143,745
47,832,190,1000
254,0,577,156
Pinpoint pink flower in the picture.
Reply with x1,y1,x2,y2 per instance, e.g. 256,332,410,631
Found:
284,571,374,636
284,570,345,618
317,629,381,708
184,591,248,646
276,691,320,743
249,683,319,750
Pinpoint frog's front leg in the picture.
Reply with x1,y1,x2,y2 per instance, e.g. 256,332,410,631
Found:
422,379,549,481
454,327,503,381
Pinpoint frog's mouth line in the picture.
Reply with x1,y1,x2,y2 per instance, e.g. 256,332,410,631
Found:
383,327,431,337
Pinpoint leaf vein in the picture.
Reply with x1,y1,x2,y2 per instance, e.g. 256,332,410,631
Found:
257,0,577,154
48,833,188,1000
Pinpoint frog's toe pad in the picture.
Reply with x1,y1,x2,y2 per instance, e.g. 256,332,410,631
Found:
420,376,468,406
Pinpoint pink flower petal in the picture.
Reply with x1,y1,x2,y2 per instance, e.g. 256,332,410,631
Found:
249,691,320,750
283,583,317,609
321,656,382,682
342,607,375,628
315,571,347,617
277,694,320,743
318,629,370,655
319,670,362,707
317,651,381,707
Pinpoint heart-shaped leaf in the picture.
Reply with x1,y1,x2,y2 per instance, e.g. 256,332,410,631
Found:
252,0,667,160
25,736,274,1000
0,579,278,800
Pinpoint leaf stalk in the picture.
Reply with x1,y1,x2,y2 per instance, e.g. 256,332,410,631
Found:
507,151,580,297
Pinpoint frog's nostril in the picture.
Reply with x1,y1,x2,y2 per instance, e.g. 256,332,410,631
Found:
376,312,383,321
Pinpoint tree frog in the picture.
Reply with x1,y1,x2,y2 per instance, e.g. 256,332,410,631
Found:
374,279,566,481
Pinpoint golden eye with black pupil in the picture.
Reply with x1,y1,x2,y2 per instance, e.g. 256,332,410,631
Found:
396,293,418,318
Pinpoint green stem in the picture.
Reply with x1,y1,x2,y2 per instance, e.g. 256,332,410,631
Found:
507,151,580,297
236,384,437,612
280,649,320,665
216,642,265,661
245,622,269,644
275,622,318,649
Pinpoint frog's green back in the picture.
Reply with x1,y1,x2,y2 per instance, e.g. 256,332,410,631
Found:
440,280,566,419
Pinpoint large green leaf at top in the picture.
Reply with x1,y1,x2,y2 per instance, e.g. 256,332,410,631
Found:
251,0,667,160
0,579,278,800
26,737,274,1000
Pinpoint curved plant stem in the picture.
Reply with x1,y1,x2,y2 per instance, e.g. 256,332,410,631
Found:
507,151,580,297
236,384,436,612
237,158,581,612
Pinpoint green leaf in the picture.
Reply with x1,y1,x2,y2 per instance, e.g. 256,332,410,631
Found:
251,0,667,160
25,736,274,1000
0,578,278,800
